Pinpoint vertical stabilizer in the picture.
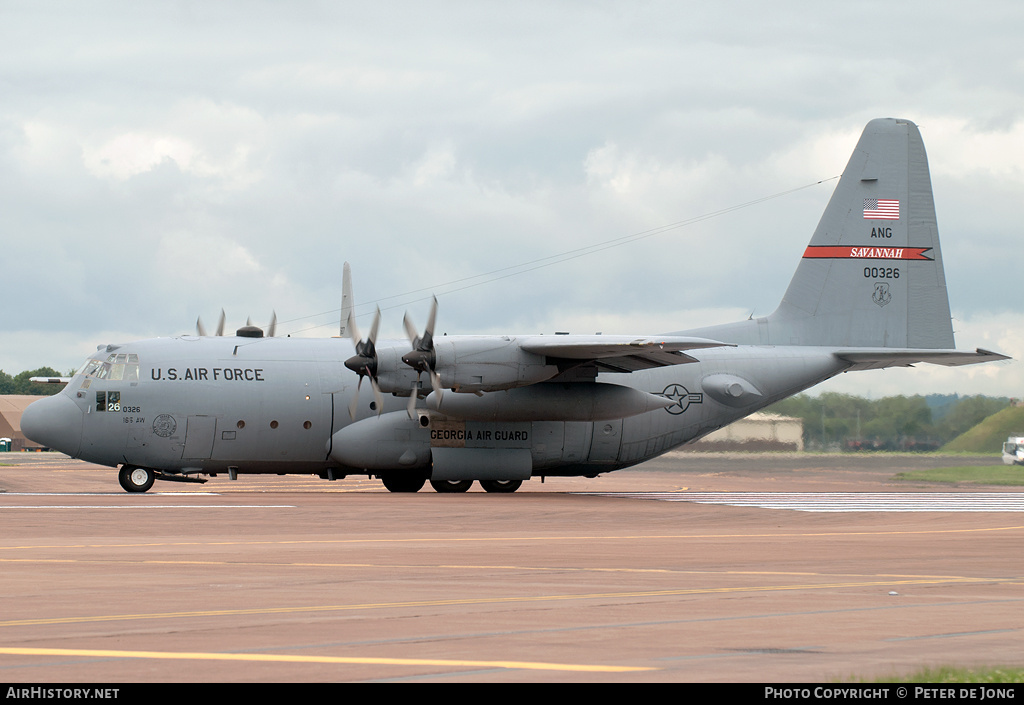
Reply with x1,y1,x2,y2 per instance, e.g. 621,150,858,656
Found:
769,118,954,348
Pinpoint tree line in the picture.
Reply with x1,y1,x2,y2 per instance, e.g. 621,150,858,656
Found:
765,392,1011,451
0,368,68,396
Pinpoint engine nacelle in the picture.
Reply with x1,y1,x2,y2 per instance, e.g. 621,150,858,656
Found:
373,347,425,395
432,337,558,393
426,383,674,422
371,337,558,395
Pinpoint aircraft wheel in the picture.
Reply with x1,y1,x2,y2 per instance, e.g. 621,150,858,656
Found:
118,466,155,493
430,479,473,493
479,479,522,493
380,474,426,493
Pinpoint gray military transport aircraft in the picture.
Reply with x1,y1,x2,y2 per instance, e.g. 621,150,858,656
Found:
21,118,1008,493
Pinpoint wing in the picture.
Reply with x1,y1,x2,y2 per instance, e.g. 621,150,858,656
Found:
520,335,734,373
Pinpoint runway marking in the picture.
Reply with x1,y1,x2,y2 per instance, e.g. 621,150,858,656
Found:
2,523,1023,553
2,575,1019,629
0,505,294,509
1,492,219,495
587,492,1024,512
0,647,652,673
0,555,996,582
886,628,1017,641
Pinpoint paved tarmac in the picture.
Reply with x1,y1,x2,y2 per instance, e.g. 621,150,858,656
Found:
1,451,1021,683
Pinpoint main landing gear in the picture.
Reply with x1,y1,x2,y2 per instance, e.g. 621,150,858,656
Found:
380,473,427,493
429,479,474,493
381,476,524,493
479,479,522,493
118,466,155,493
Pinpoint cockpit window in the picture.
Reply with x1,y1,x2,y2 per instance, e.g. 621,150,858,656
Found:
79,354,140,382
78,360,101,377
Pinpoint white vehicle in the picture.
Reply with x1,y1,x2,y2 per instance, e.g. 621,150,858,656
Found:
1002,436,1024,466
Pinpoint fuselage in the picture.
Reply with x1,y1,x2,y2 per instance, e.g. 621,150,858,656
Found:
22,334,848,481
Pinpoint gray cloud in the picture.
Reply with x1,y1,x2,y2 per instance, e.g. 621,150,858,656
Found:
1,1,1021,395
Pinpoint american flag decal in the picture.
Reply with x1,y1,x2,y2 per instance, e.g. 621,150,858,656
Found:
863,198,899,220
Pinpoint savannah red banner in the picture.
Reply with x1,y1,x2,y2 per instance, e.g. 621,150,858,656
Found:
802,246,933,261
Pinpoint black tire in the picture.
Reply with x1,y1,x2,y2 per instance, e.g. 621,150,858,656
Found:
118,466,155,493
430,479,473,493
479,479,522,493
380,474,426,493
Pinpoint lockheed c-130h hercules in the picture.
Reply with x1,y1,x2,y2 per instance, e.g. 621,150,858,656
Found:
21,118,1008,493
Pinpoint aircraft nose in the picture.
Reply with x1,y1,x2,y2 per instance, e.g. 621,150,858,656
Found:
21,394,83,457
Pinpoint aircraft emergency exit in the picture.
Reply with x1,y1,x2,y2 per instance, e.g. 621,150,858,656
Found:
21,118,1008,493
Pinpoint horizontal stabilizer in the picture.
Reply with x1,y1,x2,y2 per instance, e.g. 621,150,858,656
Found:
835,348,1010,371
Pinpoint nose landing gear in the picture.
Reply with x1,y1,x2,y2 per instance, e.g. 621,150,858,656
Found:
118,466,155,493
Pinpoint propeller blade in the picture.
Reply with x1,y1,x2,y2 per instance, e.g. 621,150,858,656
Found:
402,311,418,345
402,299,438,368
341,264,385,416
367,307,380,346
429,367,444,403
348,308,381,362
197,309,228,336
340,262,353,338
424,296,437,343
267,311,277,338
407,383,419,419
370,377,384,417
348,376,363,420
345,306,384,415
346,310,361,345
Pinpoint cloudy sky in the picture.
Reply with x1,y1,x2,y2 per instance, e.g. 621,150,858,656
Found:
2,1,1021,398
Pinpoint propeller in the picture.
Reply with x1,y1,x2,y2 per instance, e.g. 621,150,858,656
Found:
344,306,385,419
340,263,384,419
196,309,226,337
197,310,276,338
402,296,444,407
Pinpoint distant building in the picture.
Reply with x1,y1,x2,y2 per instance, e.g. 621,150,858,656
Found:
686,412,804,452
0,396,47,451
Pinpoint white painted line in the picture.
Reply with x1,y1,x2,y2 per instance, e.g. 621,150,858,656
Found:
581,492,1024,512
0,505,295,509
1,492,220,496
